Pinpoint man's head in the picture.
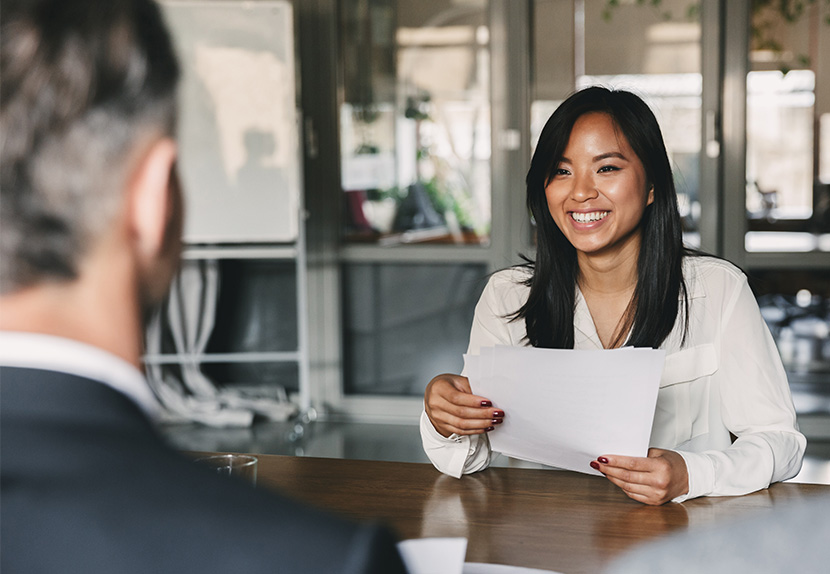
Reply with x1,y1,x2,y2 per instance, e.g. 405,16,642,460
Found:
0,0,181,306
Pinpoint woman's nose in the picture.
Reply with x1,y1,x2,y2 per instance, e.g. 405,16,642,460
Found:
570,173,598,201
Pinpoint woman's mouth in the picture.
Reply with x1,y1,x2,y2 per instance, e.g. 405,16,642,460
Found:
570,211,609,223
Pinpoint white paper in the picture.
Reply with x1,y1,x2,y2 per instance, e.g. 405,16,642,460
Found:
463,564,563,574
467,346,665,475
397,537,467,574
397,538,564,574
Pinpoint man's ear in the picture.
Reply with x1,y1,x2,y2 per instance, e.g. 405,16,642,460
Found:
127,137,177,259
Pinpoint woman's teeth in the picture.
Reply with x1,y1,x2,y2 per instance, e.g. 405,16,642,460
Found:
571,211,609,223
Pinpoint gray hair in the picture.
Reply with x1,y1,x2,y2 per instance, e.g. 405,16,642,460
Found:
0,0,179,293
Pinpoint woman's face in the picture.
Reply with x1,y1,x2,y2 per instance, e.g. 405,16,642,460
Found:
544,112,653,261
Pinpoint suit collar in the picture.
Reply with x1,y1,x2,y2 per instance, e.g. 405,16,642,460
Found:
0,367,155,431
0,331,161,419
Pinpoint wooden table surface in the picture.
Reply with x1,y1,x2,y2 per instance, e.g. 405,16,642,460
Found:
240,454,828,573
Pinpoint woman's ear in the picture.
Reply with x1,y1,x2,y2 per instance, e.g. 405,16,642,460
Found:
647,184,655,206
126,137,178,260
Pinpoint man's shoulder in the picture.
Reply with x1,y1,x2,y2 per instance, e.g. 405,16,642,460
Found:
0,366,150,428
110,462,405,573
2,418,405,574
605,495,830,574
1,368,406,574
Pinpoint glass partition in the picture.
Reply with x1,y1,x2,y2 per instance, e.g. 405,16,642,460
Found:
339,0,491,245
342,262,487,396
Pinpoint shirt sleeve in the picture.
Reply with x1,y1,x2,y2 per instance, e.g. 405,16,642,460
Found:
673,271,806,501
419,410,491,478
419,272,519,477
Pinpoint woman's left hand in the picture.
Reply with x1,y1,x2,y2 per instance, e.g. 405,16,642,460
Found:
591,448,689,505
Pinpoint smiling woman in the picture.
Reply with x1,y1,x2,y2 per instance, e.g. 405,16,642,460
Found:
521,87,686,352
545,113,652,258
420,86,806,507
544,111,654,349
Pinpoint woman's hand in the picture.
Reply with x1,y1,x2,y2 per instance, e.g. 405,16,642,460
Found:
590,448,689,505
424,373,504,438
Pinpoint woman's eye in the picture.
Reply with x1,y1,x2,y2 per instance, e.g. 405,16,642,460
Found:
554,168,570,176
598,165,620,173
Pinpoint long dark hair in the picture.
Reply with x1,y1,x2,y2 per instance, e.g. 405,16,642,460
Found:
515,86,689,349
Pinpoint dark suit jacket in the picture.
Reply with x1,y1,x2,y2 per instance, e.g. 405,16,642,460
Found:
1,367,407,574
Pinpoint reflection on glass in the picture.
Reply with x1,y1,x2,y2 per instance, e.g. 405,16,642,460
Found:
340,0,491,245
745,2,830,252
531,0,702,248
342,263,487,396
747,71,814,222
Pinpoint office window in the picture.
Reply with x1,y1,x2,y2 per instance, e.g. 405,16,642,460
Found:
531,0,703,247
329,0,495,412
339,0,491,245
745,2,830,252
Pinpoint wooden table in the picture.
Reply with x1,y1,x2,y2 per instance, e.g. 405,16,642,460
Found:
243,454,828,573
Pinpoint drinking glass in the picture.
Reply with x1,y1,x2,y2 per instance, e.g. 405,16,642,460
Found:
194,454,258,485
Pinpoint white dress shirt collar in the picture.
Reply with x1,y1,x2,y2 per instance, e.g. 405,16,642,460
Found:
573,289,604,349
573,258,707,349
0,331,161,419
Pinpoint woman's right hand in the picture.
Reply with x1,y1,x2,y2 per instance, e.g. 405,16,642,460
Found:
424,373,505,438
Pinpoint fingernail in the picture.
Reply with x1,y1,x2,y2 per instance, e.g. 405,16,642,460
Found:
480,400,492,407
492,410,505,417
492,419,503,425
485,426,495,432
590,461,600,470
598,457,609,464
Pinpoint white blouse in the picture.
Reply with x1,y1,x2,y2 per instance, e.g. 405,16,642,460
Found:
420,256,806,502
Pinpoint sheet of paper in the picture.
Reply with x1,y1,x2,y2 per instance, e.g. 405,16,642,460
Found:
463,563,563,574
467,346,665,475
397,537,467,574
397,538,563,574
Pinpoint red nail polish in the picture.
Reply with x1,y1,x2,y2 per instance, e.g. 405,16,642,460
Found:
480,400,492,407
598,457,609,464
492,410,505,417
485,426,495,432
590,461,600,470
492,419,503,425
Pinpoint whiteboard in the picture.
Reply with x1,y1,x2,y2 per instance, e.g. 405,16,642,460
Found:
162,1,299,243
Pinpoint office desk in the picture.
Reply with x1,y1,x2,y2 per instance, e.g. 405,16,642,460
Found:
249,454,827,574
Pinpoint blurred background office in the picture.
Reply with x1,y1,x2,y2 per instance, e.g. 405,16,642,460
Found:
151,0,830,484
